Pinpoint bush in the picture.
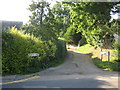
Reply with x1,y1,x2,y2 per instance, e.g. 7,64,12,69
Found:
2,27,57,74
64,25,82,45
55,39,67,59
113,43,120,60
2,27,67,75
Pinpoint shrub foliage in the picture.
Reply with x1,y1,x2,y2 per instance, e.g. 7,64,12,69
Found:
2,27,66,74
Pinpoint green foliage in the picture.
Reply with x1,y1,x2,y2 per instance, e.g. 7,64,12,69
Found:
2,27,57,74
77,44,119,71
52,2,70,37
77,44,93,54
16,0,68,75
110,20,120,35
55,39,67,59
2,27,67,75
64,25,82,45
21,0,72,41
113,43,120,60
64,2,114,48
21,0,57,41
22,1,71,40
93,58,119,71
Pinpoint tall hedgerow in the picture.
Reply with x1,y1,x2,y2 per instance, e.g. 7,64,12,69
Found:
2,27,57,74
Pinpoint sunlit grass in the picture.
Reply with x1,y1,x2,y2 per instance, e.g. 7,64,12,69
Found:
77,44,93,54
77,44,119,71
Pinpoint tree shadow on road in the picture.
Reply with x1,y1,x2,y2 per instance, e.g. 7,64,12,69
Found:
2,50,118,88
2,77,117,88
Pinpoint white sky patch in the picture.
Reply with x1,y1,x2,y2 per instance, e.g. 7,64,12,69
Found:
109,3,120,22
111,13,120,19
0,0,32,24
0,0,62,24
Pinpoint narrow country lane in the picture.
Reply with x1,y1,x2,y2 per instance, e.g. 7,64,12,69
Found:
38,49,117,76
2,49,118,88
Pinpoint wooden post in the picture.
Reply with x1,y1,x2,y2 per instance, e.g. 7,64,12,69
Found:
108,51,110,64
100,54,103,62
100,40,103,61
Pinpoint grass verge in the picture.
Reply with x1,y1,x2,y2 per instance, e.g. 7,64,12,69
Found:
77,44,119,71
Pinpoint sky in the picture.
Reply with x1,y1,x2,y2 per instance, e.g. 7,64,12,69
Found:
0,0,32,24
0,0,119,24
109,3,120,22
0,0,60,25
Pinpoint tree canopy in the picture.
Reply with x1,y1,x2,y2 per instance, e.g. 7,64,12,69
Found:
22,1,118,48
22,0,58,41
64,2,115,48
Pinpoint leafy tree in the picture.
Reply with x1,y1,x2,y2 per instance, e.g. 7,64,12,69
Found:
64,2,114,48
22,1,71,40
110,2,120,35
52,1,70,37
22,0,57,41
64,24,82,45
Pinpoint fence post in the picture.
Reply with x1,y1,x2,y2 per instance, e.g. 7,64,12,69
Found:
108,51,110,64
100,40,103,61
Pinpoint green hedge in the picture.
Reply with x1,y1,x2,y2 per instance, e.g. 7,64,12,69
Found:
2,27,67,75
55,39,67,59
35,39,67,70
2,27,57,74
113,43,120,60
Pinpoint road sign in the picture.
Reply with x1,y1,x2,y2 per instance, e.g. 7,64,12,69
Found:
100,51,110,64
101,52,110,55
28,53,40,57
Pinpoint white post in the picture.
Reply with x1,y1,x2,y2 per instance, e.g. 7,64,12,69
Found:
77,40,81,49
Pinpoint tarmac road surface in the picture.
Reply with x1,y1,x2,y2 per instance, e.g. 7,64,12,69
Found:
2,49,118,88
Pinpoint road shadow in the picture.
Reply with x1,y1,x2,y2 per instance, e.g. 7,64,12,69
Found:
2,49,118,88
2,77,117,88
